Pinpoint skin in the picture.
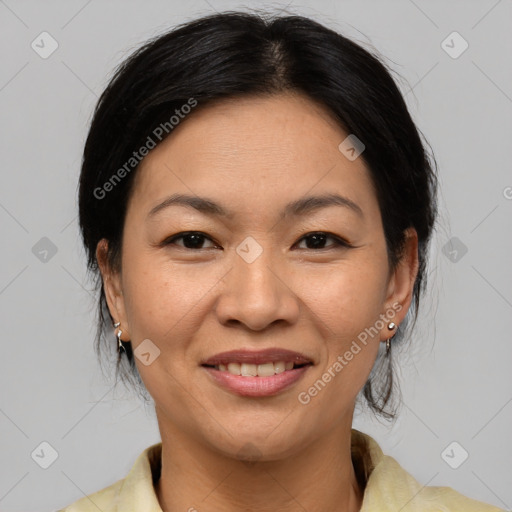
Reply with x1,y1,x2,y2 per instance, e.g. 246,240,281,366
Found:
97,92,418,512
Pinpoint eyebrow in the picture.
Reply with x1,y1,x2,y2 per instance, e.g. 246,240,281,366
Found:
147,192,364,221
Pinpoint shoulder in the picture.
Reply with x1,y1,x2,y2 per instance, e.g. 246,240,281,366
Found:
57,442,163,512
57,478,124,511
369,454,505,511
353,430,505,512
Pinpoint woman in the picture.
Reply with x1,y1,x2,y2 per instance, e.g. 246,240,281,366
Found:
60,11,504,512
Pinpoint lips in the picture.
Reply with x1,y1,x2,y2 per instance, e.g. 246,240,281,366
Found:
201,348,313,397
201,348,313,367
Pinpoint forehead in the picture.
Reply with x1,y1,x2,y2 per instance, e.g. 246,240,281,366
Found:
128,93,376,220
146,93,346,165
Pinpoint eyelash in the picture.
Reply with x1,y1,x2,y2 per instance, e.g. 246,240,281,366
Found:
161,231,353,251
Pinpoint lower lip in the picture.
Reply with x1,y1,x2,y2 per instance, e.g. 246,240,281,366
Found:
202,365,311,397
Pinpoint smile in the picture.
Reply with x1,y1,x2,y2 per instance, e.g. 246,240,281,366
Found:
201,348,313,397
209,361,306,376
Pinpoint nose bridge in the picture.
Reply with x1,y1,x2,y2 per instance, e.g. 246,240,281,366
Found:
234,237,283,306
215,236,299,330
236,244,279,295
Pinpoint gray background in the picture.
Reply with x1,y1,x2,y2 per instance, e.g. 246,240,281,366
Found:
1,0,511,510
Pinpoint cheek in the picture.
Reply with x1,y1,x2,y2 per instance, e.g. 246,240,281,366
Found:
120,248,229,346
306,259,389,333
294,266,387,424
306,258,389,389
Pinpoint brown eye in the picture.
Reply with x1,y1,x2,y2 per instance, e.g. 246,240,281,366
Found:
163,231,218,250
295,232,351,250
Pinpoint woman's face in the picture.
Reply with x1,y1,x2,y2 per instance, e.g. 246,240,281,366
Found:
99,92,417,460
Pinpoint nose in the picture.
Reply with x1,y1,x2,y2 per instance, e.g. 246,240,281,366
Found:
214,250,301,332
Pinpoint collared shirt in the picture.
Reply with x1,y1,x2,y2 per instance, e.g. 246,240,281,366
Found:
59,429,505,511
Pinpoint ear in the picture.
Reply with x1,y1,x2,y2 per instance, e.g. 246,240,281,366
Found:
96,238,130,340
380,228,419,339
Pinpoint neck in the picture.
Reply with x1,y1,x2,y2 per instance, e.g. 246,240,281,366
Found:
154,418,364,512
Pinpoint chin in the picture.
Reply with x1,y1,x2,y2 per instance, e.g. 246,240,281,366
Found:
201,417,313,462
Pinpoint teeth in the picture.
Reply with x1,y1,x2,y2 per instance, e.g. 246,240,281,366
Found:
227,363,241,375
240,363,258,376
274,362,286,374
257,362,275,377
215,361,305,376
